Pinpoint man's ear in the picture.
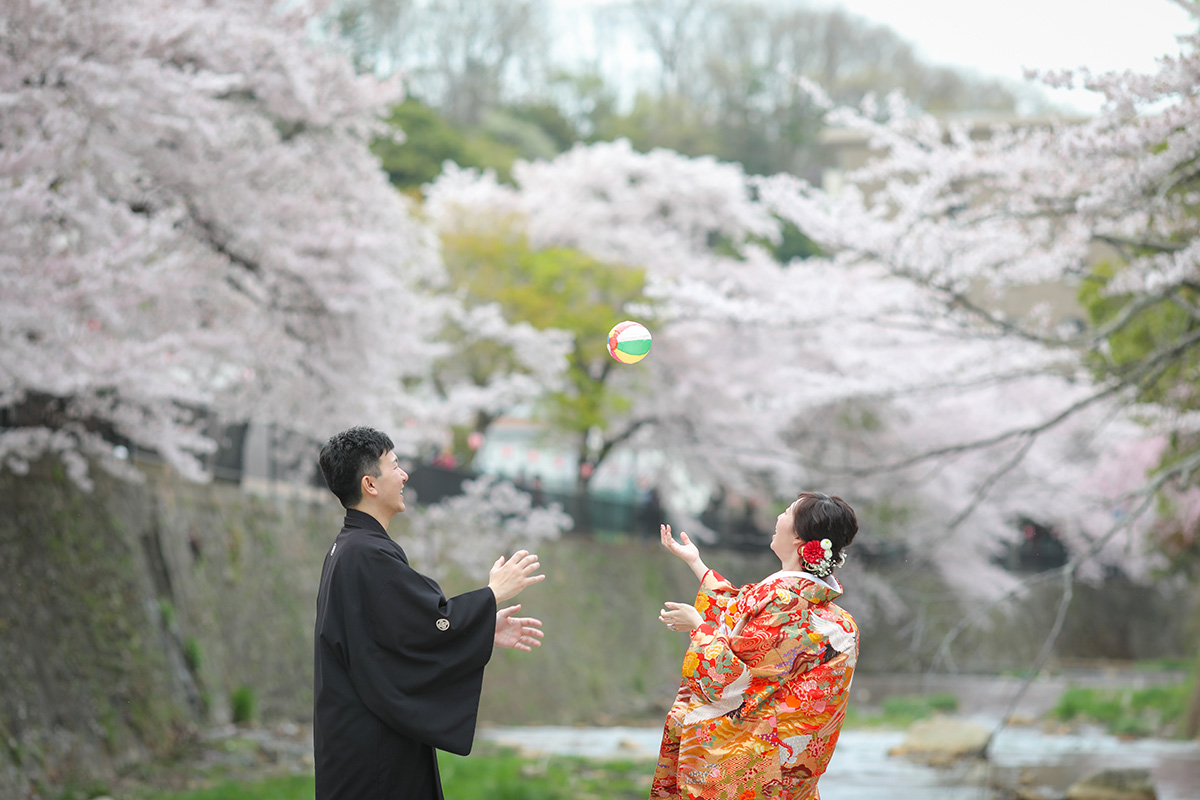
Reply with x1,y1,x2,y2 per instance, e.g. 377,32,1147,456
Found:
361,473,378,498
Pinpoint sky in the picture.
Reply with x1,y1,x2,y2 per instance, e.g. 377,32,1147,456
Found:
555,0,1198,114
820,0,1197,111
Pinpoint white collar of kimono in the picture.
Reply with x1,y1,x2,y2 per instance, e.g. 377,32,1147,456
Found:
766,569,841,593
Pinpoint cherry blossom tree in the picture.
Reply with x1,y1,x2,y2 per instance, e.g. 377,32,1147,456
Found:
0,0,576,581
402,474,573,571
424,141,808,497
0,0,459,486
750,1,1200,725
423,102,1173,605
754,5,1200,582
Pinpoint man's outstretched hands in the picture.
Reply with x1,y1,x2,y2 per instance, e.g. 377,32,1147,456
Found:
488,550,545,604
494,604,544,652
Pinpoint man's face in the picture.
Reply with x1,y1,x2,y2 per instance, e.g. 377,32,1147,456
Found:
374,450,409,514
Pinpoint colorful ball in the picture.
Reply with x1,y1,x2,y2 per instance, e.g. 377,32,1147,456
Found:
607,320,652,364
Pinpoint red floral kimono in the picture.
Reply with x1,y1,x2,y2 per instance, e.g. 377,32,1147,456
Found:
651,569,858,800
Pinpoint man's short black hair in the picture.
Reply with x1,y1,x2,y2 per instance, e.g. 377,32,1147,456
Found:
318,426,395,508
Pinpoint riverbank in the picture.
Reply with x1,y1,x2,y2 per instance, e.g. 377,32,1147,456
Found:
102,717,1200,800
478,721,1200,800
100,664,1198,800
98,670,1199,800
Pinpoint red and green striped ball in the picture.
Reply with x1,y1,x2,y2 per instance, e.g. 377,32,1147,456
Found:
607,320,652,364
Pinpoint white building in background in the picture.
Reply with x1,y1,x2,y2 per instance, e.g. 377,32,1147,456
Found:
470,415,655,499
468,414,711,514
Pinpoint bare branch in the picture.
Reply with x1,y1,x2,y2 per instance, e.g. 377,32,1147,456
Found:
1093,233,1188,254
844,320,1200,476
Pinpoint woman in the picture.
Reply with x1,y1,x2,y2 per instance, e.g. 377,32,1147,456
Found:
652,492,859,800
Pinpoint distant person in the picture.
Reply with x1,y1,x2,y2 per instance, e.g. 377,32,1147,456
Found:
529,475,545,508
653,491,860,800
638,486,663,536
314,426,546,800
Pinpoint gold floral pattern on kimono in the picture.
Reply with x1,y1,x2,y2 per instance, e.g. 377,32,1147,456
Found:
652,569,858,800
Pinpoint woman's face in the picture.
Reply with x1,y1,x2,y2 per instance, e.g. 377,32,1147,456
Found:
770,498,801,564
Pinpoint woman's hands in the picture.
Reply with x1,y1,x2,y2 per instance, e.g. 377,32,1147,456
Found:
659,601,703,633
660,524,708,579
488,550,545,604
494,604,544,652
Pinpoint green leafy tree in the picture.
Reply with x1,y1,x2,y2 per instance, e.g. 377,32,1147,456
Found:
1079,256,1200,738
462,109,562,182
373,99,580,191
505,102,580,152
593,93,722,163
441,229,651,489
372,98,475,190
1079,260,1200,576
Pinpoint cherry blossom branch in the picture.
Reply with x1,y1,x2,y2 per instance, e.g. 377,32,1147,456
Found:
930,445,1200,746
838,319,1200,477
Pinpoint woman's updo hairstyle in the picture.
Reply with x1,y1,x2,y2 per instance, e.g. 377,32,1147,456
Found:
791,491,858,566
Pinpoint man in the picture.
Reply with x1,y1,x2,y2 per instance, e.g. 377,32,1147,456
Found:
314,426,545,799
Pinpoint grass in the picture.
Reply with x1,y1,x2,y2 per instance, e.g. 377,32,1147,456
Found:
126,743,650,800
1051,681,1193,738
1131,657,1194,673
438,744,650,799
844,692,959,728
134,774,314,800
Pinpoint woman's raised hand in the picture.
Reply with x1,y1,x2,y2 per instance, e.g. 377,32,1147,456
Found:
660,524,699,564
662,524,709,579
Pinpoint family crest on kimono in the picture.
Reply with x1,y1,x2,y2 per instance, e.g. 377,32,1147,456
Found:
654,491,860,800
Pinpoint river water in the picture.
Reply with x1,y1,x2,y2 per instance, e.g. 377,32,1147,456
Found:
478,672,1200,800
478,724,1200,800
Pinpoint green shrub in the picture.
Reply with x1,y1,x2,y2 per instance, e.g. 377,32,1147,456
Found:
927,693,959,713
183,637,203,672
158,599,175,627
1052,682,1191,737
847,692,960,728
230,686,257,725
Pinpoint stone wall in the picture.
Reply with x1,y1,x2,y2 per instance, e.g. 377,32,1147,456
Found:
0,461,336,796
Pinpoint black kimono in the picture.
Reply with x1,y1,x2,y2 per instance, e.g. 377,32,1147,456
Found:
314,509,497,800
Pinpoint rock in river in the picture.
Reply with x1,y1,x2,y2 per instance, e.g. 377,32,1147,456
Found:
1065,768,1156,800
888,715,991,767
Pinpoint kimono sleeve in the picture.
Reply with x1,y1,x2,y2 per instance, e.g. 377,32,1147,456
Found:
340,541,496,753
681,581,824,720
692,569,742,627
679,573,752,708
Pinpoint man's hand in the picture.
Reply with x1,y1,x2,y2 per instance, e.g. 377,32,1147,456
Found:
494,605,544,652
488,550,545,603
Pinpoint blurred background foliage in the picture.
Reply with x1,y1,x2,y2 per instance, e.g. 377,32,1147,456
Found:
338,0,1042,192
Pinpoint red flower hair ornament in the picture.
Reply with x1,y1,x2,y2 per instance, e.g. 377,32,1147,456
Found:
800,538,844,578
